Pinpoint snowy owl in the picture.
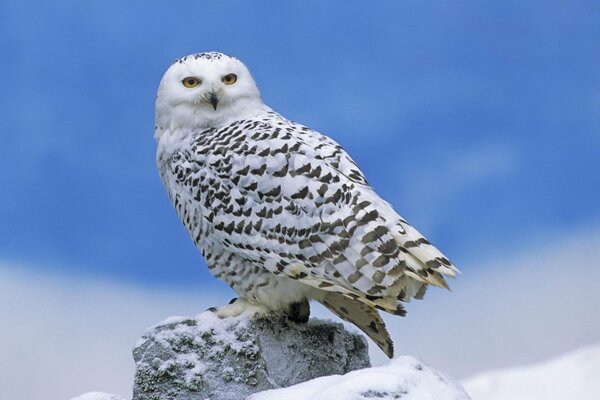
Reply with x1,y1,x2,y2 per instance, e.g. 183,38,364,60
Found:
155,52,458,357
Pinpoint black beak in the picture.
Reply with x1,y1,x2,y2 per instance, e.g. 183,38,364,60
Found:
208,92,219,110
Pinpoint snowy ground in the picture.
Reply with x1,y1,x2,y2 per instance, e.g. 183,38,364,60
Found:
69,343,600,400
463,343,600,400
70,393,125,400
249,356,469,400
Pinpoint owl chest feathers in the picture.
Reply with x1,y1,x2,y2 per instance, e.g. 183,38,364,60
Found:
158,115,291,250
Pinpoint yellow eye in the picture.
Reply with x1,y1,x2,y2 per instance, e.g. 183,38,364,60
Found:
222,73,237,85
182,77,201,88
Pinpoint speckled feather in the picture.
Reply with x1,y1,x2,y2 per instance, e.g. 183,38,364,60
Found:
155,52,459,357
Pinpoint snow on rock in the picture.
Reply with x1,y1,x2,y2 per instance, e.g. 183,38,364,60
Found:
69,392,126,400
249,355,470,400
463,343,600,400
132,311,370,400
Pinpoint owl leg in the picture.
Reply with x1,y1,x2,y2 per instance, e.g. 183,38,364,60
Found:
287,298,310,323
209,297,271,319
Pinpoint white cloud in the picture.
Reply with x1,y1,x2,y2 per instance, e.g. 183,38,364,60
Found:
1,224,599,400
0,266,229,400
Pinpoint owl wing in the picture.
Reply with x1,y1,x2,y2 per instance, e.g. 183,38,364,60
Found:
176,115,458,315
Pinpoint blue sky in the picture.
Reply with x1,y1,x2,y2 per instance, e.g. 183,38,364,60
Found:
1,0,599,289
2,2,600,399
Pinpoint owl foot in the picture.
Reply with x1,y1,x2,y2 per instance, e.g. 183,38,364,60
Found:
287,298,310,323
209,298,270,319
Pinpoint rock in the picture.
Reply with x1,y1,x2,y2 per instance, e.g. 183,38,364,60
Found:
249,355,471,400
132,312,370,400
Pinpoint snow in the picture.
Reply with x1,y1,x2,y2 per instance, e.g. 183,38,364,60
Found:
463,343,600,400
249,355,470,400
69,392,125,400
139,310,254,357
71,343,600,400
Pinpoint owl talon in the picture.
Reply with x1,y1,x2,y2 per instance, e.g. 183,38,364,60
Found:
228,297,238,304
206,306,218,312
212,298,270,319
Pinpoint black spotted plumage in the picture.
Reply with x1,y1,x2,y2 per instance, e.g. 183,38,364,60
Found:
156,52,459,358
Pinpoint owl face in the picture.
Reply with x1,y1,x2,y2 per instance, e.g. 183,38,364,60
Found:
155,52,263,134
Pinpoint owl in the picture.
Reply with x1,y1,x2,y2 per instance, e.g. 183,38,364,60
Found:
155,52,458,357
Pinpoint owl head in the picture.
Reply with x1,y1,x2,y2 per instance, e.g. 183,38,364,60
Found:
155,52,266,138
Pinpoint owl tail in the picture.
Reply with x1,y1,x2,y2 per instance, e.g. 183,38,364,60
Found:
319,292,394,358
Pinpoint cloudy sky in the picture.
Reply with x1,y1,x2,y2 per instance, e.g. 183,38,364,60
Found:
1,1,599,399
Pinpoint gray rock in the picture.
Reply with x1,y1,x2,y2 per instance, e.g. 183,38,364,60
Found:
132,312,370,400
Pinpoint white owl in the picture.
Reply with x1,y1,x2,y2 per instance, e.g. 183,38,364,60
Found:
155,52,458,357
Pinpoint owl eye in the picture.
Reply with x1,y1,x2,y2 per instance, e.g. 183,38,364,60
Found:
182,77,201,88
222,73,237,85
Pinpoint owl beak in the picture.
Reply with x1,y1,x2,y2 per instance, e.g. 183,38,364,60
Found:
208,92,219,111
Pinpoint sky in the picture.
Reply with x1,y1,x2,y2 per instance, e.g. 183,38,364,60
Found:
1,1,599,399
